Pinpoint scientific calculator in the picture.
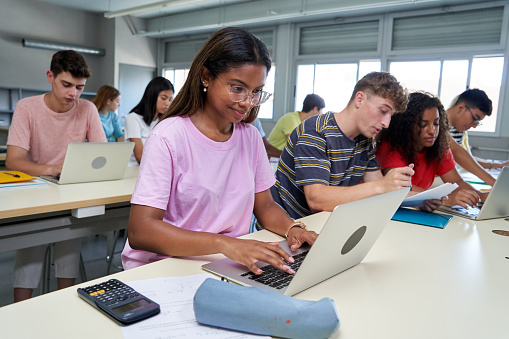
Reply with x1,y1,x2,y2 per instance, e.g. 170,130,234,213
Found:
77,278,160,325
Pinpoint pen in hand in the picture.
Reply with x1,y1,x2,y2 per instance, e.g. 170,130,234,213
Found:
3,172,20,178
406,164,414,190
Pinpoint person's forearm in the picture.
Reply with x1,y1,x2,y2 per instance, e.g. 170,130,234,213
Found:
266,145,282,158
6,157,55,177
305,182,383,213
255,202,294,237
128,217,231,257
262,138,282,158
452,145,496,185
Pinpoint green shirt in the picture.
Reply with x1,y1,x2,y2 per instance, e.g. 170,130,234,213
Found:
268,112,301,150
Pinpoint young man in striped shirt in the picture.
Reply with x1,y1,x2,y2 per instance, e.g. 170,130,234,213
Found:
270,72,413,219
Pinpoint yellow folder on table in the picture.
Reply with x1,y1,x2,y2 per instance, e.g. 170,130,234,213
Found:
0,171,34,184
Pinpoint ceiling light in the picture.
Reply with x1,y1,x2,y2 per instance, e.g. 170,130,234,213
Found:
22,39,106,56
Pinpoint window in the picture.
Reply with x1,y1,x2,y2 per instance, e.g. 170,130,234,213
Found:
295,61,381,113
163,68,189,96
389,61,441,94
389,56,504,132
257,66,275,119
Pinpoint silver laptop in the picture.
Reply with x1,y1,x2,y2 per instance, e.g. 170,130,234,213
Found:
41,142,134,184
438,166,509,220
202,187,410,296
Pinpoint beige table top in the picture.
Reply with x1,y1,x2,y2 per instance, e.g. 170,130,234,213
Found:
0,167,138,219
1,210,508,339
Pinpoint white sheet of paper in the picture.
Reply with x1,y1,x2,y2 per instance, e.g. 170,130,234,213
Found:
401,183,458,207
121,274,269,339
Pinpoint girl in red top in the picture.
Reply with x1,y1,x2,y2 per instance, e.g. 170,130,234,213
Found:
376,91,487,211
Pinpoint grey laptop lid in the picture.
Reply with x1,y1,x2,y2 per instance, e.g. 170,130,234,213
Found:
41,142,134,185
438,166,509,220
202,187,410,296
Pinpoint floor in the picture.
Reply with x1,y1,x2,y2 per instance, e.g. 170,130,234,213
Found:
0,232,126,308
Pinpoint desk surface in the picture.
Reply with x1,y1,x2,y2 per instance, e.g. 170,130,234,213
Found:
1,211,508,338
0,166,138,219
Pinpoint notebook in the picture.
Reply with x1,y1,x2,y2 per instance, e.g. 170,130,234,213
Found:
202,187,410,296
40,142,134,185
437,166,509,220
392,207,453,229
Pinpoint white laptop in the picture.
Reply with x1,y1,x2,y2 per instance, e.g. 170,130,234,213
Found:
438,166,509,220
40,142,134,184
202,187,410,296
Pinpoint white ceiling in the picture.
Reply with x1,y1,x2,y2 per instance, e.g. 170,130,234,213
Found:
36,0,251,18
35,0,486,38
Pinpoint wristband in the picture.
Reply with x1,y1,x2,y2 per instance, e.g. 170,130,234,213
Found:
284,221,307,238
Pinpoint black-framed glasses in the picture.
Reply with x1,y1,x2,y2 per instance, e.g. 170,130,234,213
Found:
465,105,483,126
227,85,272,106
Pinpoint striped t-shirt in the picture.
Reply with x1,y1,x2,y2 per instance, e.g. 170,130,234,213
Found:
270,111,380,219
449,126,464,145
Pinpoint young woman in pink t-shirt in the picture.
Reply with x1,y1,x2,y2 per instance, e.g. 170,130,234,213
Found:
122,27,318,274
375,91,487,211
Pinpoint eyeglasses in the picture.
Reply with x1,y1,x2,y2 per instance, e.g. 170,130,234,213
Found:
465,105,483,126
227,85,272,106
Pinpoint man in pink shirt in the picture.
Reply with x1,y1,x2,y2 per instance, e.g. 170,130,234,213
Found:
6,50,106,302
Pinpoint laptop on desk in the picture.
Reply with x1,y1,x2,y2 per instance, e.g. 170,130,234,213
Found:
438,166,509,220
40,142,134,185
202,187,410,296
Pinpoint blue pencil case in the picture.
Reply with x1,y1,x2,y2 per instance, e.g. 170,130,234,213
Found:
193,278,340,339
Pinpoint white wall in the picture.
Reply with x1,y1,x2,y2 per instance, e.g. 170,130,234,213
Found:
113,17,158,88
0,0,157,93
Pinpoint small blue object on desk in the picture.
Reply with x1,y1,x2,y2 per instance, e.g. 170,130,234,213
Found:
194,278,340,339
392,207,453,229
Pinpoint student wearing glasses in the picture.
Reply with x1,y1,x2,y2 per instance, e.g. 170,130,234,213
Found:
122,27,317,275
445,89,507,186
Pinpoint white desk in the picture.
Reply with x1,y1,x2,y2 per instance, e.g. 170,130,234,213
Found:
1,211,508,338
0,167,138,252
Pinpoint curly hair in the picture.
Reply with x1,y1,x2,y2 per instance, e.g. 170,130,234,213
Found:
376,91,450,164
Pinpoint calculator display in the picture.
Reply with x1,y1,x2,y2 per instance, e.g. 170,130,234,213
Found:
113,298,150,314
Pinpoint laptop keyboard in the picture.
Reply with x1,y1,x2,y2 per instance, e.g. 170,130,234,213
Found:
451,204,482,217
239,250,309,289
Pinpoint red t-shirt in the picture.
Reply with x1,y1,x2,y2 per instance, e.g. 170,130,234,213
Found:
376,142,456,189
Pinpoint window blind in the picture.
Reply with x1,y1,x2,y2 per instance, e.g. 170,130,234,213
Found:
163,37,208,63
163,30,274,63
392,6,504,50
299,20,379,56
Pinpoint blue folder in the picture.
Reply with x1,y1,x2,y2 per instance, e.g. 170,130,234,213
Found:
391,207,453,229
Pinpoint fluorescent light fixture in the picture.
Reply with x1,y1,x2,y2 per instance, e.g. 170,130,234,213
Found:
22,39,106,56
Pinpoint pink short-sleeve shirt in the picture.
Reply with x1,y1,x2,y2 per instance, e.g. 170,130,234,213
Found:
7,94,107,164
122,116,275,268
